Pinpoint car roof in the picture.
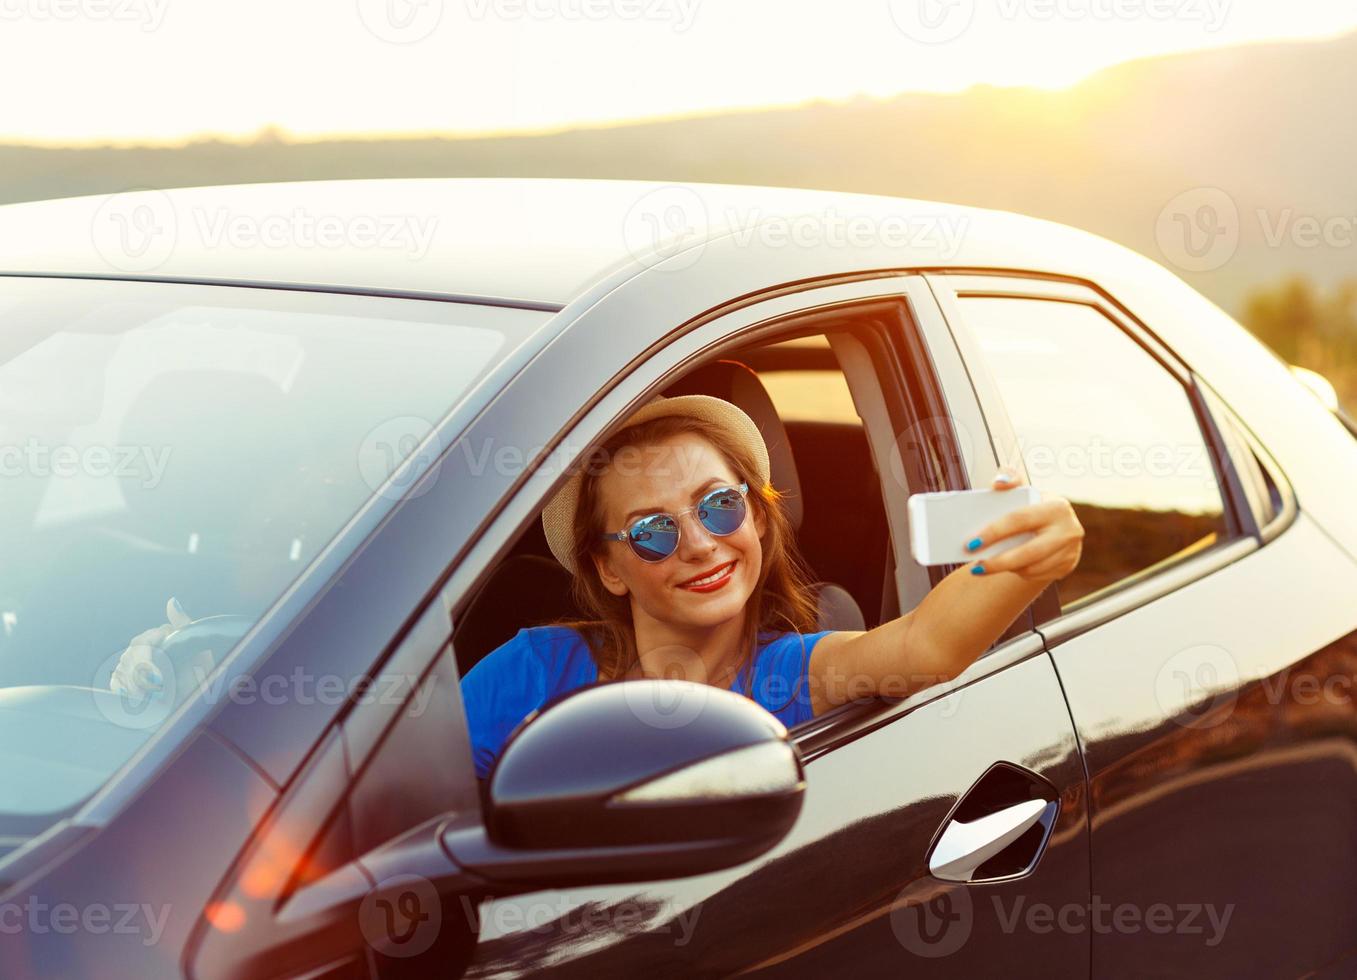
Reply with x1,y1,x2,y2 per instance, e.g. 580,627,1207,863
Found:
0,177,1146,309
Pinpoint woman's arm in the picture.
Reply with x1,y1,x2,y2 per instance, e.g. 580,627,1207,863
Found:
807,469,1084,714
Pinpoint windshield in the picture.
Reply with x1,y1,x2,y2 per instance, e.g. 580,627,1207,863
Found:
0,277,547,830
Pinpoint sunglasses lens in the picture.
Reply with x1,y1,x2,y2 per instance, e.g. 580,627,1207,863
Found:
619,487,746,562
628,514,680,562
698,486,747,536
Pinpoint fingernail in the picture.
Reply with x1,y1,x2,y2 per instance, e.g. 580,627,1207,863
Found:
995,472,1014,484
971,564,986,575
966,537,982,552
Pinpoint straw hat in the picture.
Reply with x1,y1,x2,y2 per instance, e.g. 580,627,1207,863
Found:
541,394,771,574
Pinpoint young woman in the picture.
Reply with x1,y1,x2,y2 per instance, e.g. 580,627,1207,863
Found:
460,394,1084,779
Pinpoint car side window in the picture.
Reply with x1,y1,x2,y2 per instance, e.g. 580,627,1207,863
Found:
1199,382,1286,532
450,327,895,688
956,297,1232,609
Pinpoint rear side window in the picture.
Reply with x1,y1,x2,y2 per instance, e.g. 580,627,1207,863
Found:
1199,383,1286,532
957,297,1231,609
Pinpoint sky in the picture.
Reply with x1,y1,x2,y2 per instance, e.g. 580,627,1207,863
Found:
2,0,1356,144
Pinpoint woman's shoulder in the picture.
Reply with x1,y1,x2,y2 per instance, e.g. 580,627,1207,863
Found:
750,628,837,679
744,629,835,729
755,628,836,656
504,623,579,643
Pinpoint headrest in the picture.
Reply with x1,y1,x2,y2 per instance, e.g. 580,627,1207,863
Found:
664,360,803,530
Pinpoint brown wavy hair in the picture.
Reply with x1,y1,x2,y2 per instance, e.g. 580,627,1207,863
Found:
562,413,820,684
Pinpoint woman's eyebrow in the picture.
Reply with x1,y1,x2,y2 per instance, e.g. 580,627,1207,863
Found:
622,476,726,523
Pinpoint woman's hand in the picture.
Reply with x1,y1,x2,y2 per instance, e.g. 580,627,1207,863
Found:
109,597,193,700
966,469,1084,585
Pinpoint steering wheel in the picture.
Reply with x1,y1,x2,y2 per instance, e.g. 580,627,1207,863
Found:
0,614,254,812
125,612,257,702
1,613,255,730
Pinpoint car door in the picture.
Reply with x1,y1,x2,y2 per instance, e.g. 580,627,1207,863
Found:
931,273,1357,978
444,274,1090,978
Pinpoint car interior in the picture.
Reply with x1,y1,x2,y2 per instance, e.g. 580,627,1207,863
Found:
452,330,893,678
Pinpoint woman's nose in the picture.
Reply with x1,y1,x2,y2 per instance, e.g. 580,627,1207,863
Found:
675,510,719,561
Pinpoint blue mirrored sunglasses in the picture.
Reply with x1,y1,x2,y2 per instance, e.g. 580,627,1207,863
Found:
601,483,751,563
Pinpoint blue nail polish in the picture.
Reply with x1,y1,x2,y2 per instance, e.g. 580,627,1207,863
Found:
966,537,982,552
971,564,985,575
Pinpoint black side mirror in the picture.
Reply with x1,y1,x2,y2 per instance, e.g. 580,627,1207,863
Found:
443,679,805,889
191,684,805,978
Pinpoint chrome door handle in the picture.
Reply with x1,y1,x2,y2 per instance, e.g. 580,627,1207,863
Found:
929,798,1054,883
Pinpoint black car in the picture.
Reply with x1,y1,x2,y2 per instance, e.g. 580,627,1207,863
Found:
1,178,1355,978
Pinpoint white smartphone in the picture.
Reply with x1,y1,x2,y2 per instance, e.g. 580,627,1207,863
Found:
907,485,1041,566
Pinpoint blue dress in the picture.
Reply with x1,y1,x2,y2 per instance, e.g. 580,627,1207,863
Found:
459,624,836,778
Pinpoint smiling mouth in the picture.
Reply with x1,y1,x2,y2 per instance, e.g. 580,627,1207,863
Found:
677,560,737,592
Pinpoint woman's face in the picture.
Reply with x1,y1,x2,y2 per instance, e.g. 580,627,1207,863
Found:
591,431,765,633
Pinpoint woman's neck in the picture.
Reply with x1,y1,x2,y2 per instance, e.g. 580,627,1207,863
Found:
627,606,749,687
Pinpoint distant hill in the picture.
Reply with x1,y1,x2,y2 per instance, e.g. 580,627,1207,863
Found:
3,30,1356,315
